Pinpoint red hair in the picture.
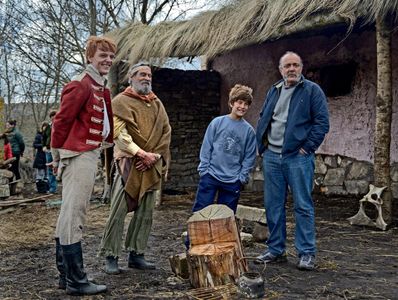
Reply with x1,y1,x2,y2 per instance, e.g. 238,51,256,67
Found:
85,36,116,63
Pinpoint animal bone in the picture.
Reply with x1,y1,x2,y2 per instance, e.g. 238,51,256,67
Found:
347,184,387,230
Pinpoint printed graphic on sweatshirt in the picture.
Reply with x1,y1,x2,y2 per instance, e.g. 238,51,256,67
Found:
219,131,241,156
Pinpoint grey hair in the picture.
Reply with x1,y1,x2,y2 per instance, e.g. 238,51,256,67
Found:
279,51,303,68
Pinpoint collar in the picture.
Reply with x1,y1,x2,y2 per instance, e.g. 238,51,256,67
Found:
85,64,107,86
274,75,305,89
122,86,157,103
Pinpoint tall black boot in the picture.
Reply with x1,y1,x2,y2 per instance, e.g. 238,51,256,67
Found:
128,251,156,270
62,242,107,296
55,238,66,289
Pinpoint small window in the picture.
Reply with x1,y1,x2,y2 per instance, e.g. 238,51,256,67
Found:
306,62,357,97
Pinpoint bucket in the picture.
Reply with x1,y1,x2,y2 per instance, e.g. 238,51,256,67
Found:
237,257,266,299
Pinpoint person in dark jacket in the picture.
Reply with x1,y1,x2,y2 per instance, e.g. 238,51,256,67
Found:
5,119,25,180
33,124,49,193
255,51,329,271
42,111,58,193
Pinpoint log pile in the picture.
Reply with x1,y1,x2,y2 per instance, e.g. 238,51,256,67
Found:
186,204,248,288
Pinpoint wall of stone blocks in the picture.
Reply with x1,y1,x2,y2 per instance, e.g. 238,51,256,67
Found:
152,68,221,190
246,154,398,200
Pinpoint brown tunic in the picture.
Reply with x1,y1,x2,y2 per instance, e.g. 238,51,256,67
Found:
112,93,171,211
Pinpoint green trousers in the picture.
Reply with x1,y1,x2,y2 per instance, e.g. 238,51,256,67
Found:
98,172,156,258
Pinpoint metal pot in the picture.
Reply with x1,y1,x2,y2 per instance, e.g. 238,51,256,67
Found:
237,258,265,299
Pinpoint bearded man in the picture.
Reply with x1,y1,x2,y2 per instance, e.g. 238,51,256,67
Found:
98,63,171,274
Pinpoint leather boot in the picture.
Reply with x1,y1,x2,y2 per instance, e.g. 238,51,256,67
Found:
105,256,120,275
55,238,66,289
128,251,155,270
62,242,107,296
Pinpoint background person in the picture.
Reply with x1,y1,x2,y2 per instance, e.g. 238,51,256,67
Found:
42,110,58,193
33,123,48,193
5,119,25,181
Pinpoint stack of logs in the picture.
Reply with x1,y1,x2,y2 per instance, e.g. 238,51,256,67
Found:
0,160,16,198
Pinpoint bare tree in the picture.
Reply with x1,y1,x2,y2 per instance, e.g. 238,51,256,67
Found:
0,0,220,132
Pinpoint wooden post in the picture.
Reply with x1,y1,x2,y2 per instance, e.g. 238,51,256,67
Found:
186,204,248,288
375,15,393,225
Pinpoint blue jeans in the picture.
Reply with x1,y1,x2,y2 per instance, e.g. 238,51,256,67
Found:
46,151,58,193
192,173,242,213
263,149,316,256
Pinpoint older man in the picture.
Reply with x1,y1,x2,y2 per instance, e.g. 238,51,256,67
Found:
51,36,116,295
255,51,329,270
98,63,171,275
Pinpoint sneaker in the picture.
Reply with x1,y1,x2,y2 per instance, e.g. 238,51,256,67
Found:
297,254,315,270
254,251,288,264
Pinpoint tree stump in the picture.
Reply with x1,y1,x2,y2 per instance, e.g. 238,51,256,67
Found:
187,204,248,288
169,252,189,279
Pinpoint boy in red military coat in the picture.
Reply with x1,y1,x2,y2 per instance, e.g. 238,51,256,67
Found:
51,36,116,296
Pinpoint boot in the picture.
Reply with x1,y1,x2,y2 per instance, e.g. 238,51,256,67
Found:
105,256,120,275
55,238,66,290
128,251,156,270
62,242,107,296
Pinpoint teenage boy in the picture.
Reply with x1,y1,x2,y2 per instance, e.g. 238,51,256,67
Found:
191,84,257,215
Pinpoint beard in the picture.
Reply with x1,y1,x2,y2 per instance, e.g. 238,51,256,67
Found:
130,80,152,95
283,72,301,84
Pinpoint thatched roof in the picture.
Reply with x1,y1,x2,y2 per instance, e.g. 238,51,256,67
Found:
110,0,398,64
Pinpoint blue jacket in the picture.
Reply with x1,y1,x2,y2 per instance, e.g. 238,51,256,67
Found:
256,76,329,156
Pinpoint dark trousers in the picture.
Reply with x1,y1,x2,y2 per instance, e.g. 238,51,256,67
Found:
192,173,242,214
10,154,21,180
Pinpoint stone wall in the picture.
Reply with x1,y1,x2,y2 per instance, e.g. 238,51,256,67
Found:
152,68,221,189
246,154,398,200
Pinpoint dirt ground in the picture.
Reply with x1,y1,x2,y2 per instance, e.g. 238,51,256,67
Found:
0,187,397,300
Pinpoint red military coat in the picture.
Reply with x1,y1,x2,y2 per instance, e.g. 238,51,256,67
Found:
51,67,113,152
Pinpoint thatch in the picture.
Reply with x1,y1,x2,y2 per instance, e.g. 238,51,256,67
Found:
110,0,398,64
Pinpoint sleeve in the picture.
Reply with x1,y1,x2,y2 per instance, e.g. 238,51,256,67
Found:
301,85,330,153
17,132,25,154
198,119,216,176
51,81,90,148
239,127,257,184
113,116,141,156
33,134,43,149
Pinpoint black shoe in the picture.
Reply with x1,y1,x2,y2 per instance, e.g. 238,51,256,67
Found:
105,256,120,275
61,242,107,295
55,238,66,290
128,251,156,270
254,251,288,264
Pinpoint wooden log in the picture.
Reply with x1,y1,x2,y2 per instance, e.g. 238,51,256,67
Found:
0,184,10,198
169,252,189,279
0,169,14,179
188,246,241,288
0,194,52,207
187,204,248,288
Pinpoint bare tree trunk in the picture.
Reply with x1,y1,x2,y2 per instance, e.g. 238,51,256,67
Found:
88,0,97,36
375,15,393,225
